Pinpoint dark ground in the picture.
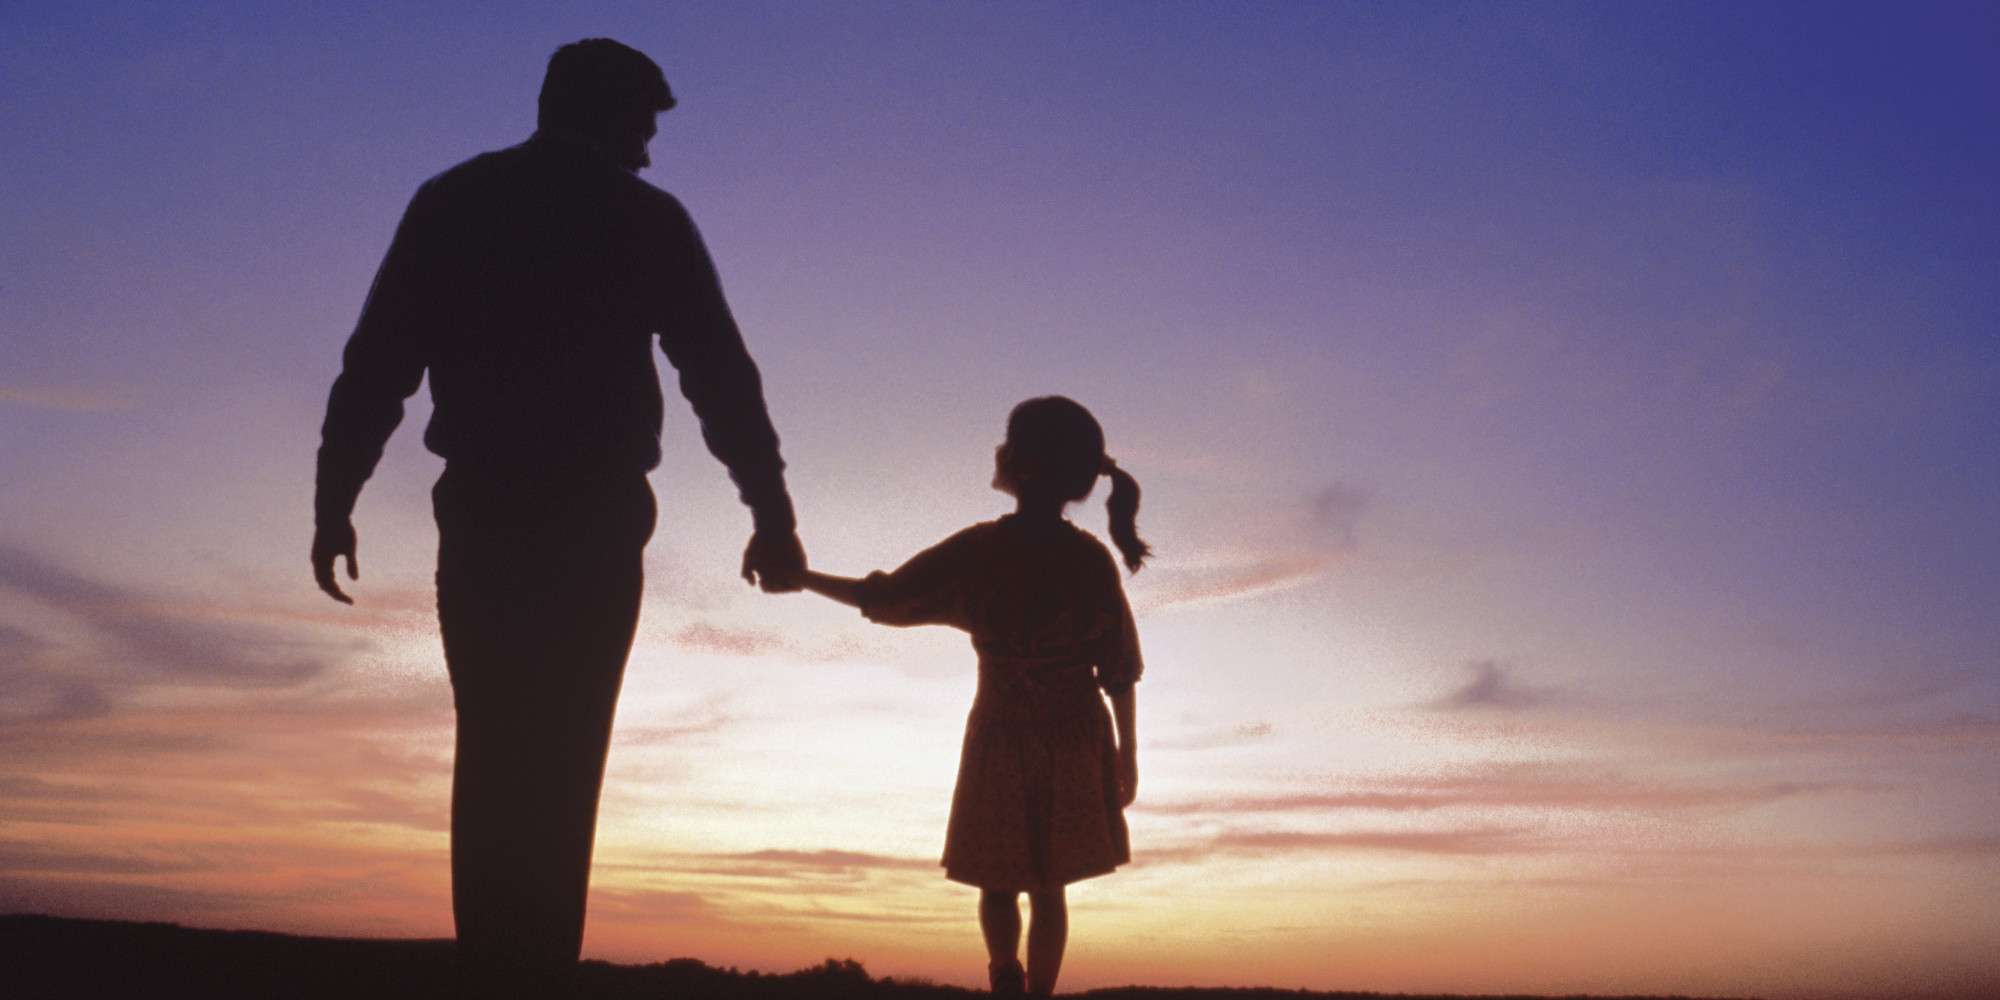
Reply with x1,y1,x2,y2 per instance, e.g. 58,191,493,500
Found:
0,913,1750,1000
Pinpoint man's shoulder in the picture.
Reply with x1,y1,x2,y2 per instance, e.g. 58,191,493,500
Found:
420,143,521,189
399,145,526,216
417,140,691,220
623,174,695,226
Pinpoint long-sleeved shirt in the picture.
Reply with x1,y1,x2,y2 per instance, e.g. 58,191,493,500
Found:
315,130,794,533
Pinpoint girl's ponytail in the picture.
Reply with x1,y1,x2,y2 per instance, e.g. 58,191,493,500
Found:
1101,457,1151,572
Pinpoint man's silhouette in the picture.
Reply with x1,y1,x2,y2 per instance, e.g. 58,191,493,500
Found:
310,39,804,998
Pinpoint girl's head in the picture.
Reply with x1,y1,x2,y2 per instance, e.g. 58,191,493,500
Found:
993,396,1151,572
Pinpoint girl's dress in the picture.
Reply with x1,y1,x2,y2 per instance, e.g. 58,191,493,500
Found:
856,514,1143,891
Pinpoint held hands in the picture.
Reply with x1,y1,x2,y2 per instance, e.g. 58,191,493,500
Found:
741,529,806,593
312,520,359,605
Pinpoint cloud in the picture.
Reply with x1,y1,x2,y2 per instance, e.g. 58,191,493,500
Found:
320,785,449,832
0,840,210,876
0,874,250,921
614,695,736,748
1150,719,1277,751
1134,552,1346,612
635,616,894,665
1135,484,1369,612
43,681,113,720
1125,824,1552,869
721,849,938,873
669,621,787,657
1311,486,1368,550
0,623,40,658
1136,764,1844,818
0,383,132,412
1433,659,1549,710
1210,826,1540,855
585,886,715,924
598,847,941,885
0,547,339,688
1845,836,2000,859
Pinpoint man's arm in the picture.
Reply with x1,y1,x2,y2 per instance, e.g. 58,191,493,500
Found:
311,189,435,602
654,204,803,592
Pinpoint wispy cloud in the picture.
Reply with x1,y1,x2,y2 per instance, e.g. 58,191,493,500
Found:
0,874,251,921
1150,719,1277,751
1135,551,1347,611
1432,659,1551,711
1209,826,1541,855
1139,766,1843,818
1310,486,1368,550
669,621,787,657
0,840,212,876
614,695,736,747
604,847,940,882
0,546,344,689
0,383,132,412
721,849,938,873
635,616,893,665
584,886,716,924
1136,484,1369,612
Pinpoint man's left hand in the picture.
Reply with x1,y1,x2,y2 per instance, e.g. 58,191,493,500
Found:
312,519,359,605
741,529,805,593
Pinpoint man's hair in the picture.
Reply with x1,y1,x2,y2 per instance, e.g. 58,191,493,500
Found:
538,38,676,133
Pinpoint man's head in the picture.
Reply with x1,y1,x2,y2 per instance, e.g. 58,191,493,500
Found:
538,38,676,170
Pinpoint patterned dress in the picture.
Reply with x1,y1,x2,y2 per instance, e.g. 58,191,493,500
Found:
857,515,1143,891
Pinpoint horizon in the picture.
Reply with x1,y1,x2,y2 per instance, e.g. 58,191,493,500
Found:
0,912,1771,1000
2,3,1996,999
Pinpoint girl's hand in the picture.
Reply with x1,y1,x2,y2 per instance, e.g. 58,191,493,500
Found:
1117,753,1138,808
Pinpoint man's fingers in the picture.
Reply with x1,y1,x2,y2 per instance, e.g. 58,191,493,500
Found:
315,562,354,605
312,523,359,605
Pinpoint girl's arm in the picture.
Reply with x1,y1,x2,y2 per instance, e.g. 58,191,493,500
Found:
800,570,863,608
1111,686,1138,807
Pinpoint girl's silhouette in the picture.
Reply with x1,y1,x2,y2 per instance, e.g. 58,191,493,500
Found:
801,396,1148,996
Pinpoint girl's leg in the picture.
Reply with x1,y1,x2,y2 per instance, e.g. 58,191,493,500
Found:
980,889,1025,992
1024,887,1068,995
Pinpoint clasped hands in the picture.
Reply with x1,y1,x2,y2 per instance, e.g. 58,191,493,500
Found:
739,528,806,593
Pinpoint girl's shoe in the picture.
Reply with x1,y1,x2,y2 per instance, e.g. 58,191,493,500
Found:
988,957,1026,995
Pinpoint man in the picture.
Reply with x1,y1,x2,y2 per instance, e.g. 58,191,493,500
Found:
310,39,803,997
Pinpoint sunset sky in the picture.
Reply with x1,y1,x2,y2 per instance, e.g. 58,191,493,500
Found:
3,2,1997,998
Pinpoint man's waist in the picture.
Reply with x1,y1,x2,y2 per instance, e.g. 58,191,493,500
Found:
423,422,663,481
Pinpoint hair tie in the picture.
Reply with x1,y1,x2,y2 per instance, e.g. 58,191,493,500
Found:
1099,455,1118,476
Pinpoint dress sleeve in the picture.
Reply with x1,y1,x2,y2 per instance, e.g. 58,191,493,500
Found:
855,527,981,630
1086,546,1144,695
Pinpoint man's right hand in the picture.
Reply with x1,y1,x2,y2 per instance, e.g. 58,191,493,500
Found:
313,520,359,605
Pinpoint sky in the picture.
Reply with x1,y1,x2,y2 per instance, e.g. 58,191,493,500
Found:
2,1,1997,997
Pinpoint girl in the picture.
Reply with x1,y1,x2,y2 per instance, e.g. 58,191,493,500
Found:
799,396,1148,996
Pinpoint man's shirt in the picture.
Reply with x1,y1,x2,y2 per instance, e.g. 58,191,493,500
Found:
316,130,794,532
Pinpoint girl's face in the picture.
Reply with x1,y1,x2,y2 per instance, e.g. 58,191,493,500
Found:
994,440,1098,503
992,442,1025,497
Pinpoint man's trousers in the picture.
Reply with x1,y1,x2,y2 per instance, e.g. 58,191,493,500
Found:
432,466,656,998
